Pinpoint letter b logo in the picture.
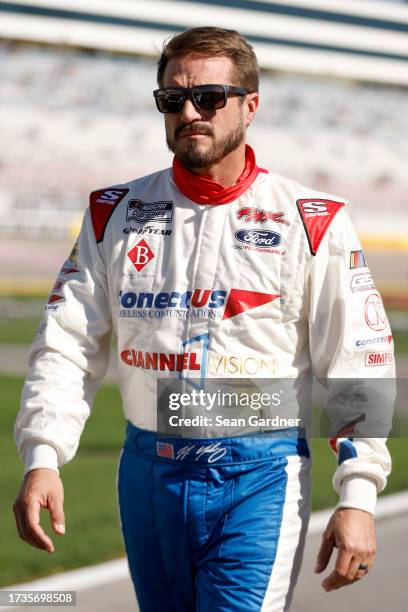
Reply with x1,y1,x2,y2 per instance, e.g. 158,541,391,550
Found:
127,240,155,271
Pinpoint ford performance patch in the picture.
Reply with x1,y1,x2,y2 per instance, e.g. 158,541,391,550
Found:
235,229,282,247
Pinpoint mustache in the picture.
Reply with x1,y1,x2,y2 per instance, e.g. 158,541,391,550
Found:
175,123,213,138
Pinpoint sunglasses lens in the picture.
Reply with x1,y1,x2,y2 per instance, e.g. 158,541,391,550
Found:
154,86,228,113
193,87,225,110
156,91,185,113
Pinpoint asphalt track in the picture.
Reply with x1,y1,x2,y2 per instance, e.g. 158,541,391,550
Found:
82,513,408,611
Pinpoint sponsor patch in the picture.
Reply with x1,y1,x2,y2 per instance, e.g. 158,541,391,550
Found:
47,294,64,304
127,240,155,272
121,348,201,372
90,187,129,242
94,189,128,206
126,200,173,224
235,228,282,247
235,229,283,255
123,226,172,236
122,272,155,281
298,201,330,217
296,198,344,256
45,293,64,311
354,335,393,350
51,279,65,293
119,288,226,320
364,293,387,332
118,288,280,321
209,353,277,376
350,272,374,292
365,352,394,366
233,244,284,255
350,250,367,269
222,288,280,320
61,266,79,275
236,207,289,225
44,305,61,312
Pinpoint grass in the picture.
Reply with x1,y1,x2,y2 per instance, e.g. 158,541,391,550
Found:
0,375,125,587
1,373,408,586
0,317,41,345
395,331,408,355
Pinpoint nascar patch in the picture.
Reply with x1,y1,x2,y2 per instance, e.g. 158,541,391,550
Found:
127,199,173,224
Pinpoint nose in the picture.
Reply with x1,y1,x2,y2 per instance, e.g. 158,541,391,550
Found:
179,97,203,122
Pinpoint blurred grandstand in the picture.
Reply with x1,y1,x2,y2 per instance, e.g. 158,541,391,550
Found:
0,1,407,298
1,41,407,236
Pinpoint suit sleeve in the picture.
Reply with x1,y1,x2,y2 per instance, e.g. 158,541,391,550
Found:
14,207,112,474
307,207,394,515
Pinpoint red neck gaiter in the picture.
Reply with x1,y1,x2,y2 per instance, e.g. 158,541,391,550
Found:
172,145,266,205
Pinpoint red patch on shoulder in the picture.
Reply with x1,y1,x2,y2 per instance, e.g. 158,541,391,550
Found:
297,199,344,255
90,188,129,242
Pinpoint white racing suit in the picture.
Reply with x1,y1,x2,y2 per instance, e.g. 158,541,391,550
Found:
15,146,394,611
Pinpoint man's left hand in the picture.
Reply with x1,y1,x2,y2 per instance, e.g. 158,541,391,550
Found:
314,507,375,591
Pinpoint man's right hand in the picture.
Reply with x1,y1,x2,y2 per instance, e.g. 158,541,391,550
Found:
13,468,65,553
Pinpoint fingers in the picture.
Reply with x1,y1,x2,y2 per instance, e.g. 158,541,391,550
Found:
13,498,54,552
48,495,66,535
321,564,369,591
314,528,335,573
13,501,41,550
321,548,374,591
321,548,352,591
26,500,55,552
347,557,371,582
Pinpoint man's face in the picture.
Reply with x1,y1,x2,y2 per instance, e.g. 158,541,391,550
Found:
161,55,258,170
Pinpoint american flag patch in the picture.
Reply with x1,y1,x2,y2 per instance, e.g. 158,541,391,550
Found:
350,250,366,269
156,442,174,459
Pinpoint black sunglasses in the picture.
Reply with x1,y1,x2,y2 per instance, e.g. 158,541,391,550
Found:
153,84,250,113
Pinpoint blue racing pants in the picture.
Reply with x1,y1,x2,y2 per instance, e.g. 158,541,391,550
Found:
118,424,311,611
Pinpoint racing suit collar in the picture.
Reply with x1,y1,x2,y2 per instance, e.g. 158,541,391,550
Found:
172,145,266,205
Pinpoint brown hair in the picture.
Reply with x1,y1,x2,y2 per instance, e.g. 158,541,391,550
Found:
157,27,259,91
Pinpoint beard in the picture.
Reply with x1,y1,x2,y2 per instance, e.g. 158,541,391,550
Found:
166,119,246,170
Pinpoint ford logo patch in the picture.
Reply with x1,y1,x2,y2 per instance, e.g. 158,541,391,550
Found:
235,229,282,247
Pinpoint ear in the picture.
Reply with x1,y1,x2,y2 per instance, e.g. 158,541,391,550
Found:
244,92,259,128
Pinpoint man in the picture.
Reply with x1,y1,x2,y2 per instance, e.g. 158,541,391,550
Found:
14,27,394,611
